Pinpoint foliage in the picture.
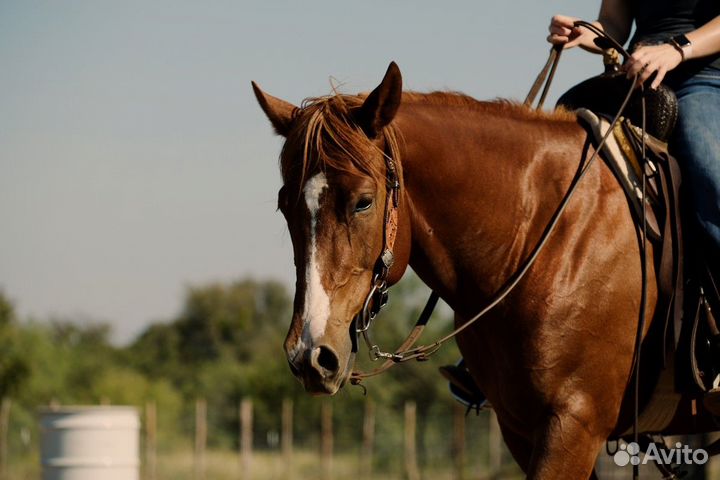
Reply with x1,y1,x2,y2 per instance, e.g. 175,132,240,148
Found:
0,292,29,399
1,273,471,469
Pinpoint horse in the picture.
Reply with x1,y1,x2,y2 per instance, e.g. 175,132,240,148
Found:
252,62,717,479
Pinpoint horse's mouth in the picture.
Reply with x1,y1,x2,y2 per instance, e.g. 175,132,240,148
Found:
302,373,341,396
292,351,356,396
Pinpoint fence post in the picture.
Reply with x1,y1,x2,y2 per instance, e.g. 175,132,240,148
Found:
240,398,253,479
0,398,10,480
194,398,207,480
404,401,420,480
489,409,502,479
282,398,293,479
360,398,375,477
453,403,466,480
145,401,157,480
321,400,333,480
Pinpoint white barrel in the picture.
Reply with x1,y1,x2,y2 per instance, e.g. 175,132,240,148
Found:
40,406,140,480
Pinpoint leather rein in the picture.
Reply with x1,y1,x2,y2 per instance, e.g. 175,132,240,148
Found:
350,21,646,386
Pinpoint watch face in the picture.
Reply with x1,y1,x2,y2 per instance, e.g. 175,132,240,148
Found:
672,34,691,48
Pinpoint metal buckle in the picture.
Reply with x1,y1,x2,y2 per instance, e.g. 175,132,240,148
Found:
368,342,403,362
380,249,395,269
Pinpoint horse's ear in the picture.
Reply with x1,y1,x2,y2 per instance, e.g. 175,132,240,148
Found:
356,62,402,138
251,81,297,137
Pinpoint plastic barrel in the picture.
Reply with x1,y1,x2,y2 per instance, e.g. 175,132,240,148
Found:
40,406,140,480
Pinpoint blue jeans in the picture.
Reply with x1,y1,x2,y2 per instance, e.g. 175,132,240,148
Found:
670,71,720,249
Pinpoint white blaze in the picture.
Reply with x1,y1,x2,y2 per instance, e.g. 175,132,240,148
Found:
302,173,330,345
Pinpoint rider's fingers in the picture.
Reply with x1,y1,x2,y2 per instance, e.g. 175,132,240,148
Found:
650,67,667,90
547,34,570,45
638,61,657,85
550,15,578,30
625,52,648,78
549,24,573,37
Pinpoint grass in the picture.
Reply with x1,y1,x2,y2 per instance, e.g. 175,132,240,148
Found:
8,446,717,479
6,447,523,480
153,448,513,480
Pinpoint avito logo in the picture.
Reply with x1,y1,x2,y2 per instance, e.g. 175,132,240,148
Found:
613,441,708,467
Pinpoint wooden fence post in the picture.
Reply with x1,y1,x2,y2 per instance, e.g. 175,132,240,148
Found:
194,398,207,480
453,403,466,480
145,401,157,480
282,398,293,479
0,398,10,480
240,398,253,479
360,398,375,478
489,409,502,479
321,400,333,480
404,401,420,480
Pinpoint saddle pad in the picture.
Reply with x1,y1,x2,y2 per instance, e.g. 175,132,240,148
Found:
576,108,662,241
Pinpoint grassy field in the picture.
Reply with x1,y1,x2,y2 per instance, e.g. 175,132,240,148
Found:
6,445,718,479
155,449,511,480
6,447,524,480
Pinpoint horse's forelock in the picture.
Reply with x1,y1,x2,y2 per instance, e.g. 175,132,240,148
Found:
280,94,400,199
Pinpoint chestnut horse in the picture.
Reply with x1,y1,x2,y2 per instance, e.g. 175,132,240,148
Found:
253,63,713,479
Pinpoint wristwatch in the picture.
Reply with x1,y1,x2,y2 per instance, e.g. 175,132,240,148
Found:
668,34,692,61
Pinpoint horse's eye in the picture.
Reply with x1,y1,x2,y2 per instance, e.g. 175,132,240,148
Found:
354,197,373,213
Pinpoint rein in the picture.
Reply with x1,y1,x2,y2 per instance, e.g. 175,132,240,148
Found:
350,23,649,403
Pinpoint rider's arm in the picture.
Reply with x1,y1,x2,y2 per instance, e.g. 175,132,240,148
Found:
597,0,633,46
685,15,720,61
548,0,633,53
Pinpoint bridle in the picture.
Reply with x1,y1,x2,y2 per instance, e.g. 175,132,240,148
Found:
353,151,400,358
349,144,444,384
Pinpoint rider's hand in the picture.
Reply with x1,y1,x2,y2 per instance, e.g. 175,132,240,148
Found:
548,15,599,51
624,43,683,89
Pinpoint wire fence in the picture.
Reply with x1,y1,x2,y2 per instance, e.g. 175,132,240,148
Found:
1,396,718,480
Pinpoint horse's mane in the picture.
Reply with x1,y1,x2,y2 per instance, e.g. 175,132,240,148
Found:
280,90,575,190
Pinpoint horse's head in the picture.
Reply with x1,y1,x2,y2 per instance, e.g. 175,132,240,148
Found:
253,63,404,394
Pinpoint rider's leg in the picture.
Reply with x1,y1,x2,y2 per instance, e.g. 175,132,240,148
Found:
672,72,720,404
671,72,720,250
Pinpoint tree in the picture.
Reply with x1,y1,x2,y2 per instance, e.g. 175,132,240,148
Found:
0,292,29,399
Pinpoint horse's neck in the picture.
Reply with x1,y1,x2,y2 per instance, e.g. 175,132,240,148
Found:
395,103,583,314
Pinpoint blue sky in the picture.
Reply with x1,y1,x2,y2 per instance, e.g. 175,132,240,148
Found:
0,0,600,343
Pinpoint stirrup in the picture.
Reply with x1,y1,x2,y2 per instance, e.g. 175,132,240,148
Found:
439,359,490,413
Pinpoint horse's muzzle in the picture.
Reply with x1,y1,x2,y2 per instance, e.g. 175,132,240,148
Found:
287,344,349,395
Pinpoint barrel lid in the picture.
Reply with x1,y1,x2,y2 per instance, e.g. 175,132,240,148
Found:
38,406,138,414
39,406,139,429
43,456,140,468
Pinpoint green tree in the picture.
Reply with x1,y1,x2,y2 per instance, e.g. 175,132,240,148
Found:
0,292,29,398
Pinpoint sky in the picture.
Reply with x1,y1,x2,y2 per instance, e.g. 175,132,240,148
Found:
0,0,601,344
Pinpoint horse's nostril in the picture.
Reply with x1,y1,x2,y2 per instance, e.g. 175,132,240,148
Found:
317,346,339,373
